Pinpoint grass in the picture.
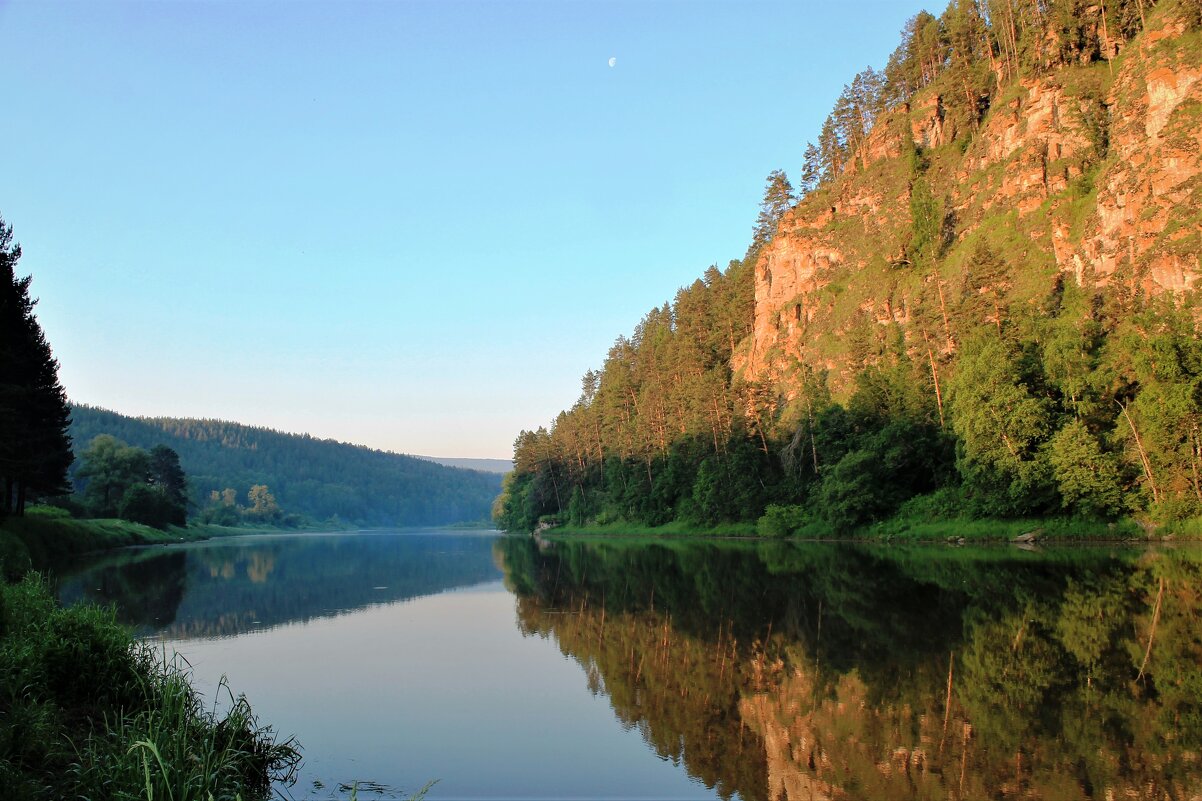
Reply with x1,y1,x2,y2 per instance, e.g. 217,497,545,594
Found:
0,575,300,800
549,519,758,538
862,515,1146,542
1159,516,1202,539
541,512,1175,543
0,512,180,579
0,509,298,579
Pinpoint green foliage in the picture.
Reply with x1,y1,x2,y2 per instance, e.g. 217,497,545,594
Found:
0,214,74,518
0,514,196,577
907,175,943,268
118,482,186,529
76,435,188,528
747,169,796,260
1046,420,1125,517
72,405,502,528
950,335,1057,514
0,575,299,799
756,504,807,538
77,434,151,518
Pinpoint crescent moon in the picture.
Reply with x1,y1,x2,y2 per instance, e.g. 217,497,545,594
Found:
608,57,616,68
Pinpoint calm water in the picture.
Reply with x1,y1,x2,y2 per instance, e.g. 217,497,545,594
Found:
57,532,1202,801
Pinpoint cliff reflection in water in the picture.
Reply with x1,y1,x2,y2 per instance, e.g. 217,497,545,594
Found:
58,532,502,639
496,537,1202,801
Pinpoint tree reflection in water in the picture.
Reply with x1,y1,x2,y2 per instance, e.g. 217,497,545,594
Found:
497,537,1202,801
57,532,502,639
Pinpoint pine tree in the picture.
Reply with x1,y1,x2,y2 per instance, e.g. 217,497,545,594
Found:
747,169,795,260
0,215,73,516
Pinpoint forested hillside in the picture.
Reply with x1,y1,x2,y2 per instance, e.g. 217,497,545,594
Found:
496,0,1202,535
71,406,501,527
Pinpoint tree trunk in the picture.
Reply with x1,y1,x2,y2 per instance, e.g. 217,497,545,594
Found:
936,277,955,351
926,338,946,428
1119,401,1160,504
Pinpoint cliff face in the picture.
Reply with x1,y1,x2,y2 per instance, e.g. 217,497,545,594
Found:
739,10,1201,393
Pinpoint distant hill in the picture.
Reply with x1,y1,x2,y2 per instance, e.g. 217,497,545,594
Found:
416,456,512,474
69,405,502,527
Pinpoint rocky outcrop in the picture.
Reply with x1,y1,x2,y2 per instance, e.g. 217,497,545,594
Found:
739,10,1201,391
1078,19,1202,293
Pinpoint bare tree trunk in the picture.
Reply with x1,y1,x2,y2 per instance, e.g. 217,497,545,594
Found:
1119,401,1160,504
1137,576,1165,681
925,335,946,427
936,277,955,351
940,651,956,755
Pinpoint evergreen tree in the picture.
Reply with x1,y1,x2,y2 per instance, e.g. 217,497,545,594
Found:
799,143,822,196
148,445,187,507
147,444,188,525
0,215,73,516
747,170,796,260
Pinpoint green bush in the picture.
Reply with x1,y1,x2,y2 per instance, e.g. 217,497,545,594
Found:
757,505,808,538
0,575,300,799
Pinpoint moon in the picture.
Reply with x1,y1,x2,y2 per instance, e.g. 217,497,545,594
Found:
608,57,616,68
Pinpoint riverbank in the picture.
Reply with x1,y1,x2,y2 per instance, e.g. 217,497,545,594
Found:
536,513,1200,543
0,508,309,579
0,574,299,799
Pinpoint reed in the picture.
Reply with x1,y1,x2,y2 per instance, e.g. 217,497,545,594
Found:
0,575,299,800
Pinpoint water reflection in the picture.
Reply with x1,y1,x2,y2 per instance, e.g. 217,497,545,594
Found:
58,531,502,639
496,537,1202,801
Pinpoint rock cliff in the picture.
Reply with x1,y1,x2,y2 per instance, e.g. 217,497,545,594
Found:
738,8,1201,396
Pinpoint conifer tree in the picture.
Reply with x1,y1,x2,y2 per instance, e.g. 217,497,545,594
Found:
0,216,73,516
747,169,795,260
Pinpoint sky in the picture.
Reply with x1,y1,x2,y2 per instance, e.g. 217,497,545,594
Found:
1,0,931,459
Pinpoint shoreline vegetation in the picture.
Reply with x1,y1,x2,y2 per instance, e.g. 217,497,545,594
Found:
0,575,300,799
0,505,347,580
538,512,1202,543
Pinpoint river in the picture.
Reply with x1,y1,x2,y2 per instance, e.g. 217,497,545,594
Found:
57,531,1202,801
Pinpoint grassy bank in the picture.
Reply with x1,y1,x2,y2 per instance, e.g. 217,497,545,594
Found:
861,515,1147,541
0,508,298,579
0,575,299,799
548,520,758,538
537,513,1189,543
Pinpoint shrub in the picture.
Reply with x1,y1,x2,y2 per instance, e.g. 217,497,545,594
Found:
0,575,300,800
757,505,808,538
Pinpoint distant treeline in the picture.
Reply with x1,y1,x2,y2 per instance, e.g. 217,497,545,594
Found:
70,406,502,528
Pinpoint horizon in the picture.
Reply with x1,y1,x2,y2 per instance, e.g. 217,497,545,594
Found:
3,0,929,459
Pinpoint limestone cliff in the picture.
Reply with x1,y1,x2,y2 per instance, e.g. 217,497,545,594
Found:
738,7,1201,397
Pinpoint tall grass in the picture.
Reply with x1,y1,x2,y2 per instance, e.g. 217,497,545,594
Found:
0,575,299,800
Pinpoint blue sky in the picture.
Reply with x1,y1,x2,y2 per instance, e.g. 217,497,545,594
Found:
2,0,930,459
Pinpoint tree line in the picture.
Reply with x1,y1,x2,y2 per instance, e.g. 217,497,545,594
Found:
799,0,1188,193
70,405,502,528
